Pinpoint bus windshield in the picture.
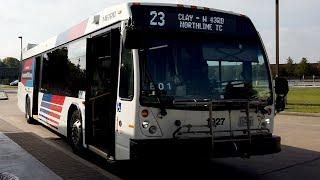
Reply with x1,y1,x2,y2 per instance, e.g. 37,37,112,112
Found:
139,35,272,107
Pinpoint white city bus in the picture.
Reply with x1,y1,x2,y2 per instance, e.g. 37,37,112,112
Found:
18,2,281,161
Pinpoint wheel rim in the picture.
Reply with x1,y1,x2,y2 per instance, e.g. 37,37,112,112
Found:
71,118,82,146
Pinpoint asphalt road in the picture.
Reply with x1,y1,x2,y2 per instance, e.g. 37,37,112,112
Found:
1,90,320,179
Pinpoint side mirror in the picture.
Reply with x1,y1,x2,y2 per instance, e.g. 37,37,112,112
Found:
123,28,137,49
275,77,289,95
123,28,147,49
274,77,289,112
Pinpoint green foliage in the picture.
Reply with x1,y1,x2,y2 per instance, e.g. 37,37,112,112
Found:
286,57,295,77
286,87,320,113
0,79,10,85
0,85,18,89
286,105,320,113
0,59,5,67
273,57,320,77
2,57,20,68
287,87,320,105
295,57,310,77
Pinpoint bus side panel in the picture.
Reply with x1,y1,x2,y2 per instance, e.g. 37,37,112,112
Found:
114,48,140,160
115,99,137,160
58,96,86,139
17,58,35,114
37,92,85,138
17,82,30,113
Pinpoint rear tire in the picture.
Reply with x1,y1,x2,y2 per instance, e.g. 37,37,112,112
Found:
69,110,85,153
25,97,35,124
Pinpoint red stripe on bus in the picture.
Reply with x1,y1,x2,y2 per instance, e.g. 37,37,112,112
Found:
50,104,63,113
51,95,65,105
68,19,88,42
48,111,60,119
21,79,27,85
47,117,59,125
39,114,59,126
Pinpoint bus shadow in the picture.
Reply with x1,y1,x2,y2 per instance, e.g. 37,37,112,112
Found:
90,144,320,180
5,131,320,180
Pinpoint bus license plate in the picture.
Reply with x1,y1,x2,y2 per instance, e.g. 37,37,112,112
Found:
238,116,253,127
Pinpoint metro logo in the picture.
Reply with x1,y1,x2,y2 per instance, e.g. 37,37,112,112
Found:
21,72,32,79
21,58,34,87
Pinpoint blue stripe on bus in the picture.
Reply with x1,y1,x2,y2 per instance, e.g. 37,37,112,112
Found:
26,80,33,87
42,94,52,102
40,108,50,115
41,101,51,109
40,108,60,119
56,30,69,47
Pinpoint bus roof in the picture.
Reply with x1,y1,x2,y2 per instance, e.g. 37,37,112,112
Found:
23,2,244,60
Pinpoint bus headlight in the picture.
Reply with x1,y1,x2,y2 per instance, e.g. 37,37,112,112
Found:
265,119,271,124
149,126,157,134
261,119,271,129
142,121,150,129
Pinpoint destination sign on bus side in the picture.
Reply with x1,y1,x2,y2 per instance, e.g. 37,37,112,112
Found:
131,5,237,34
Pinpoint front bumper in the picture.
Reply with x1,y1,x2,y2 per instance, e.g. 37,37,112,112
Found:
130,135,281,160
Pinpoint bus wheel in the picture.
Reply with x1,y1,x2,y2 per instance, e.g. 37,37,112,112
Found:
25,97,34,124
70,110,84,153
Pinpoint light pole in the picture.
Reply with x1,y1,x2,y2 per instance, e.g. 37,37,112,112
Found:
18,36,22,61
276,0,280,77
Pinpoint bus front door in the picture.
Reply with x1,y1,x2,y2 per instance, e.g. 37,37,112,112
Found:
86,28,120,157
32,56,41,117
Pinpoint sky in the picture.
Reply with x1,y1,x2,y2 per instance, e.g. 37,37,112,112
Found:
0,0,319,64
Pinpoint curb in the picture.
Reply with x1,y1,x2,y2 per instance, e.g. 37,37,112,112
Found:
278,111,320,117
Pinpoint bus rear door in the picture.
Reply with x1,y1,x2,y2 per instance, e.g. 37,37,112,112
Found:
32,56,41,118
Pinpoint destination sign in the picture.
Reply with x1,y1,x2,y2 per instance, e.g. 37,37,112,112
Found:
131,5,256,37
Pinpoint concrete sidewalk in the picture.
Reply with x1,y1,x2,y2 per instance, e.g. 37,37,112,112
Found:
279,111,320,117
0,133,61,180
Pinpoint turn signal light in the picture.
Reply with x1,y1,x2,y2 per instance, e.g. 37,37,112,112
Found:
141,109,149,118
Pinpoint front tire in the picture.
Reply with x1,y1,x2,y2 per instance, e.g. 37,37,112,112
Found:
69,110,85,153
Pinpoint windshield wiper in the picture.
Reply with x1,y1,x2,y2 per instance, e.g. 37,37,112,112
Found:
173,98,211,107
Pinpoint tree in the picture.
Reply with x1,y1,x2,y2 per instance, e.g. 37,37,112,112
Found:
286,57,295,77
0,59,5,67
317,61,320,76
295,57,310,77
2,57,19,68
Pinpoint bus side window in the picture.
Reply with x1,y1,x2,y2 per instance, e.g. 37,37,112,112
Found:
119,47,134,100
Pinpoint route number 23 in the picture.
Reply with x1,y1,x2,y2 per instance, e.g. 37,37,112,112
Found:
150,11,165,26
